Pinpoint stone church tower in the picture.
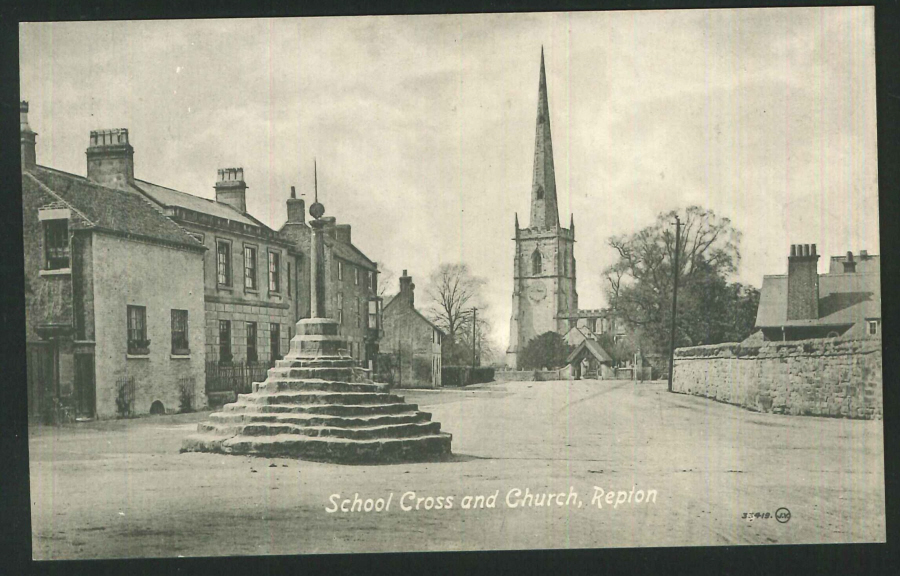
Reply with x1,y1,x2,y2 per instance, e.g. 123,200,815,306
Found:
506,50,578,369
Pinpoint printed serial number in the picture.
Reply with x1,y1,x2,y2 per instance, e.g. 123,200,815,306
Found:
741,512,772,520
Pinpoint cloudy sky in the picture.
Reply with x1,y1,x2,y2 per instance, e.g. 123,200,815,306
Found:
20,8,878,349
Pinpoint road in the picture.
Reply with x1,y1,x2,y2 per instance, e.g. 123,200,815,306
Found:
29,379,885,559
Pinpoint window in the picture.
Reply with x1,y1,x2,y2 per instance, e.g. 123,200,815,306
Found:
356,299,361,328
355,268,360,285
270,323,281,361
337,292,343,324
368,299,379,330
536,184,544,200
127,305,148,354
244,245,258,290
532,249,542,275
217,240,232,286
219,320,232,364
246,322,258,364
868,320,880,336
171,310,189,354
338,261,343,281
368,271,375,291
268,252,281,293
287,262,291,297
44,219,70,270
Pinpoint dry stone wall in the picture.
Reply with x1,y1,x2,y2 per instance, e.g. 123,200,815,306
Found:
672,337,882,419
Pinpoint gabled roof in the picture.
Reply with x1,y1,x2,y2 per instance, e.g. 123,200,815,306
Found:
755,270,881,328
25,167,205,251
382,293,445,335
133,178,259,227
566,338,614,365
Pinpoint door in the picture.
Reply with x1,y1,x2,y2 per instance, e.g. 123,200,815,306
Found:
26,341,57,423
73,354,96,419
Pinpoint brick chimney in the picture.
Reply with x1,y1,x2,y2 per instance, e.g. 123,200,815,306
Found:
286,185,306,223
20,101,37,169
786,243,820,321
399,269,415,307
215,168,247,213
842,251,857,273
335,224,352,245
86,128,135,189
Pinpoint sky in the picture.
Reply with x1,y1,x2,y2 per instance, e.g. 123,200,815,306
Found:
19,8,879,350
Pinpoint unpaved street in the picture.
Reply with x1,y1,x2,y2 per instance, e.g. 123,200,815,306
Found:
29,380,885,559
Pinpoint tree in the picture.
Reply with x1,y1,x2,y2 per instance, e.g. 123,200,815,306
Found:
595,333,636,366
425,263,488,365
519,331,570,371
603,206,755,355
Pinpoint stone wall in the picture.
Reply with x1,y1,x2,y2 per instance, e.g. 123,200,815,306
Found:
92,233,207,418
495,369,566,382
672,337,882,419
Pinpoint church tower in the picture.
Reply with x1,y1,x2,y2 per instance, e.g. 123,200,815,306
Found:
506,49,578,369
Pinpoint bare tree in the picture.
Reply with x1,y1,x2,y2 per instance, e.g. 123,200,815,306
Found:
425,263,487,365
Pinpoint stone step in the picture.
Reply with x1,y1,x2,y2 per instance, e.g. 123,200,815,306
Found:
238,391,406,406
272,358,355,370
221,402,420,416
262,367,358,382
197,420,442,440
208,410,432,428
255,379,384,394
181,432,453,463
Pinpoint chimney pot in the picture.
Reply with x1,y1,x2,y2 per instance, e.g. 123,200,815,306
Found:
790,245,797,257
846,251,854,262
811,244,816,256
860,249,869,259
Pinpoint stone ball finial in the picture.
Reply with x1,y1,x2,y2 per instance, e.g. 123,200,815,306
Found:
310,201,325,219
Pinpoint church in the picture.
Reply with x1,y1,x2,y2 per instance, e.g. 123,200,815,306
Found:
505,50,580,370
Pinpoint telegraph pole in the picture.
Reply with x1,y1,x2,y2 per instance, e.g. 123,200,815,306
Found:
471,307,478,370
667,215,681,393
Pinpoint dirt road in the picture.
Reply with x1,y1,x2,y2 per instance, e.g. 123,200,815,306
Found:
29,379,885,559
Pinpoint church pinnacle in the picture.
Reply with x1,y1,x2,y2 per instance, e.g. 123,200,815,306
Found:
529,48,559,229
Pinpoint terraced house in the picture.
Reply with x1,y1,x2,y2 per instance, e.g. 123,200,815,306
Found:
280,195,383,369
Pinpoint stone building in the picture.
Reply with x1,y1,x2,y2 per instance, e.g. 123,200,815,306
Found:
279,185,383,368
22,102,207,420
506,50,578,369
128,163,299,369
755,244,881,341
382,270,444,388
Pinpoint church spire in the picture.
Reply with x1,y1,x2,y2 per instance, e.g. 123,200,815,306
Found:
529,47,559,229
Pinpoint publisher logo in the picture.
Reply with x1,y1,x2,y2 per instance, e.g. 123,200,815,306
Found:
775,507,791,523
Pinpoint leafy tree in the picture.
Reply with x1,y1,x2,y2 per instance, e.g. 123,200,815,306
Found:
519,331,570,371
603,206,756,354
595,333,636,366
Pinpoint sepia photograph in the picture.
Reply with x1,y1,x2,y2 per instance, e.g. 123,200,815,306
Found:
18,6,884,560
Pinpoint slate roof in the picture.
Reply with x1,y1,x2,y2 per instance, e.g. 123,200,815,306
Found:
755,269,881,328
133,178,259,226
382,293,445,335
566,338,614,366
327,236,378,271
25,166,205,251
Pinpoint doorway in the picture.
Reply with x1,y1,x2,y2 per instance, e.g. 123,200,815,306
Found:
73,354,96,420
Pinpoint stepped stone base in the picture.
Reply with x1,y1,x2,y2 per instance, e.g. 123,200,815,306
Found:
182,318,452,463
